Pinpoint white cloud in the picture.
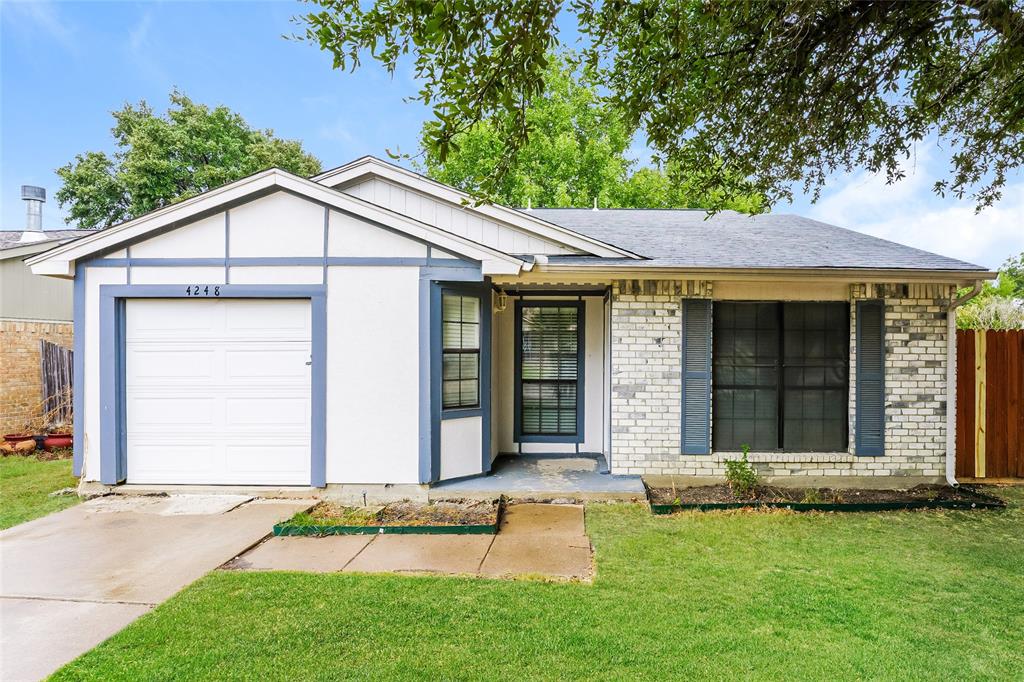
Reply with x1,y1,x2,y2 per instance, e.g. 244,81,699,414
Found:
2,0,78,54
805,144,1024,271
318,118,354,144
128,12,152,54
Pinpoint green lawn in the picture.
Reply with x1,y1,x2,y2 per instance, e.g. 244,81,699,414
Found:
54,488,1024,681
0,454,79,530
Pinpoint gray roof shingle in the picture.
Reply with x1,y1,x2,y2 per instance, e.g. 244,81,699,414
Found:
526,209,987,271
0,230,88,252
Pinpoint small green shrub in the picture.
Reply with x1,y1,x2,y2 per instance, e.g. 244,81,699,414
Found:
724,444,759,499
801,489,824,504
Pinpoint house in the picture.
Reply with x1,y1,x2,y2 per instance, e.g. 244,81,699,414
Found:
26,157,994,495
0,186,87,434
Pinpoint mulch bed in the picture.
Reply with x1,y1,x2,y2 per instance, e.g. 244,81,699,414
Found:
645,483,1005,513
274,498,503,535
0,447,72,462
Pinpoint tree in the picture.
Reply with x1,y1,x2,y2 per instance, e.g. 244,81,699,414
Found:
418,53,763,210
957,250,1024,329
300,0,1024,212
56,91,322,229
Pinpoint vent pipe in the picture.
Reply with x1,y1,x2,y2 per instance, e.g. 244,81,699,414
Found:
19,185,47,243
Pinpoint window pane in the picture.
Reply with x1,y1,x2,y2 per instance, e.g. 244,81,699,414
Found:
442,379,460,408
442,321,462,349
781,302,849,451
443,354,460,380
442,294,462,322
713,302,779,451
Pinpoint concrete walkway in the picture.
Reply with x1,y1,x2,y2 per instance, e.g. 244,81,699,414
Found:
0,495,309,681
430,455,645,501
224,503,593,581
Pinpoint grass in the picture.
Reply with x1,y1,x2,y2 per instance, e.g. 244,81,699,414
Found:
0,454,79,530
53,487,1024,680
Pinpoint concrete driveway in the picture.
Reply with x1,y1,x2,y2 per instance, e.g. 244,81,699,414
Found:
0,495,309,681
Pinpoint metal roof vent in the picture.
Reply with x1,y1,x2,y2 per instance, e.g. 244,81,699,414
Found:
19,185,46,242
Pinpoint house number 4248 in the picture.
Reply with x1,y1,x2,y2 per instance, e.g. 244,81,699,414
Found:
185,285,221,297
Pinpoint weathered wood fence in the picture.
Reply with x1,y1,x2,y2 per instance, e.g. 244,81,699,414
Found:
955,329,1024,479
40,339,73,426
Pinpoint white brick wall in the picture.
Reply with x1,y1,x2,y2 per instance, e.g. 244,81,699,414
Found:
608,280,953,481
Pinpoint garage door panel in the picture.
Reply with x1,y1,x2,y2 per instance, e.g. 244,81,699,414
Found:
128,299,222,337
125,298,312,485
225,300,311,336
225,446,309,478
225,348,310,381
128,445,218,475
128,349,216,382
129,397,219,428
225,397,309,427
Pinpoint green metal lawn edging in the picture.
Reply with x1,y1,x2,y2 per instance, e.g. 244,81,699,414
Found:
273,522,498,536
648,494,1006,515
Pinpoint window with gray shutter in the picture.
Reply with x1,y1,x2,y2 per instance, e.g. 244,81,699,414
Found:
855,300,885,455
516,301,583,440
681,299,713,454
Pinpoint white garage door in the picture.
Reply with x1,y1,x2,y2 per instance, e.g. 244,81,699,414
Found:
125,298,312,485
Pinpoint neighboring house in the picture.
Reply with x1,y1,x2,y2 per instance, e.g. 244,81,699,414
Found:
0,186,87,434
27,157,994,492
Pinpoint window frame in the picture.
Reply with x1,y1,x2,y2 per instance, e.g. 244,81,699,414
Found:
440,288,482,414
513,299,585,443
711,300,850,453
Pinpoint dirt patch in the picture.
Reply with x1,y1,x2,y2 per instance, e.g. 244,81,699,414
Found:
298,499,501,527
646,484,1002,508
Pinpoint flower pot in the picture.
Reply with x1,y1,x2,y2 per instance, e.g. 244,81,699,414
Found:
43,434,73,451
3,433,35,444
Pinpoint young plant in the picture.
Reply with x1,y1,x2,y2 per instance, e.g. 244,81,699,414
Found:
724,444,759,499
801,489,825,504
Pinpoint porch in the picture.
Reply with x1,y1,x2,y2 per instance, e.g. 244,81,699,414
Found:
430,454,645,501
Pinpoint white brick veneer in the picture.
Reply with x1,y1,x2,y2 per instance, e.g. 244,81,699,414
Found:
608,280,953,481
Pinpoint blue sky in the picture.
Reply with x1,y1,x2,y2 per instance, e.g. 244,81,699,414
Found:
2,1,1021,270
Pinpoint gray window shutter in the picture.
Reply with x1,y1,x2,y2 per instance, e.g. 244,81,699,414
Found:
855,300,885,455
681,299,712,455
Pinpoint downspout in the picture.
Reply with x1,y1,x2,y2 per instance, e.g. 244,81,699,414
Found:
946,281,984,487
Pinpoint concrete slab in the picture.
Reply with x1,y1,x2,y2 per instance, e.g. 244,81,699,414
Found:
0,497,311,679
84,494,253,516
224,535,372,573
344,535,494,575
1,499,310,604
480,535,592,580
430,454,646,501
499,503,585,536
1,597,152,681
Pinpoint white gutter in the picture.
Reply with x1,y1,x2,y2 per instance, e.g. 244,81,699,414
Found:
946,281,984,487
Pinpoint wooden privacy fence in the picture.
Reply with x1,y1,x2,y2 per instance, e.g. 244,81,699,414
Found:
956,329,1024,479
40,339,73,426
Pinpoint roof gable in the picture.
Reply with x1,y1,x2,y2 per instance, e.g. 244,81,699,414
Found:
27,169,527,278
313,156,641,259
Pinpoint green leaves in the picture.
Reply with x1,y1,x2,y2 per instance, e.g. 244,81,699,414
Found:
55,90,322,229
300,0,1024,211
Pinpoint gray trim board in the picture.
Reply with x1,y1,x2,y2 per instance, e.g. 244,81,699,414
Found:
72,263,85,476
85,256,473,268
97,284,328,486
